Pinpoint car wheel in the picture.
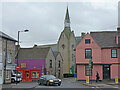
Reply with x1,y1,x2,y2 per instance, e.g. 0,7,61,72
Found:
47,82,50,86
38,82,41,85
11,79,15,83
58,84,61,86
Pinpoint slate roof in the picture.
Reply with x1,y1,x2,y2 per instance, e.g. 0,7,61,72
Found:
37,44,57,52
53,51,59,58
90,31,120,48
18,47,50,60
0,31,17,41
75,34,86,46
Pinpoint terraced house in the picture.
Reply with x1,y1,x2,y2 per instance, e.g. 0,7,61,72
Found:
76,27,120,81
0,31,17,84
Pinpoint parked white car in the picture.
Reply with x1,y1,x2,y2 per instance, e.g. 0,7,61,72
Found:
11,73,22,83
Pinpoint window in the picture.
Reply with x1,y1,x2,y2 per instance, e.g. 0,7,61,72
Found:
58,61,60,68
62,44,65,49
85,65,92,76
72,54,74,59
118,37,120,44
7,53,11,63
72,44,74,49
6,70,10,79
85,49,92,59
32,72,39,78
85,39,91,44
50,60,52,68
111,49,117,58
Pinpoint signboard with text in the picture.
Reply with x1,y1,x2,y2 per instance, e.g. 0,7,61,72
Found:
20,63,26,68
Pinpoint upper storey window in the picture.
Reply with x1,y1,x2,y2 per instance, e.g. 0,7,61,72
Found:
85,39,91,44
85,49,92,59
62,44,65,49
111,49,117,58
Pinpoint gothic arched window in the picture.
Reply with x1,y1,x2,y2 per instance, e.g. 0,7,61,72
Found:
62,44,65,49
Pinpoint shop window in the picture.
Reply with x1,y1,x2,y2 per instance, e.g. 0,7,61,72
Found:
111,49,117,58
32,72,39,78
85,65,92,76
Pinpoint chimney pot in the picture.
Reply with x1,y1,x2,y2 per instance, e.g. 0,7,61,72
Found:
117,27,120,32
81,32,85,36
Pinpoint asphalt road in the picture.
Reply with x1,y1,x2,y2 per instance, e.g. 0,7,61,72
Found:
35,78,120,89
35,78,90,88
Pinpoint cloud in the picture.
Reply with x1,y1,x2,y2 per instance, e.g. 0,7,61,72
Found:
2,1,118,47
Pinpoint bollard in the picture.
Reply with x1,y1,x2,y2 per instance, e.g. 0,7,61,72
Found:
86,76,89,84
115,77,118,84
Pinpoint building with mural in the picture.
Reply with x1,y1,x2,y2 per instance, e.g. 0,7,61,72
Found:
76,27,120,81
15,47,55,81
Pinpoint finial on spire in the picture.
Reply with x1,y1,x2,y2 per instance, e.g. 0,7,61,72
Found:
64,5,70,28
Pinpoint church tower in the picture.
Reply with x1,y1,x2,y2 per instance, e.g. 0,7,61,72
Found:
58,6,76,76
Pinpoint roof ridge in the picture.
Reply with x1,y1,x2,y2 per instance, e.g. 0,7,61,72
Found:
38,44,57,46
90,31,117,33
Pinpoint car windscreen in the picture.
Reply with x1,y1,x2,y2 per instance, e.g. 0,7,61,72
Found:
46,75,56,79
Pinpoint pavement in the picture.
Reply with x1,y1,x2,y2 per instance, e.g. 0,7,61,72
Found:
82,80,120,88
2,81,38,89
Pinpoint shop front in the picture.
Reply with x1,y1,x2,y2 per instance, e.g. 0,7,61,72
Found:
18,69,40,81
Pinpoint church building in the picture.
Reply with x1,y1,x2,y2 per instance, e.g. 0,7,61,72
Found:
57,7,76,75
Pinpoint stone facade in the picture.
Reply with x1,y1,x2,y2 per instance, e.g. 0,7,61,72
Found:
0,31,16,84
45,48,56,76
58,7,76,75
37,44,63,78
55,52,63,79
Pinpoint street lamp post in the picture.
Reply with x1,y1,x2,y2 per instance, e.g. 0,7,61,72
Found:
16,30,29,84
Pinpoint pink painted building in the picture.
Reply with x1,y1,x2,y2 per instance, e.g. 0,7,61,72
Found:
76,27,120,81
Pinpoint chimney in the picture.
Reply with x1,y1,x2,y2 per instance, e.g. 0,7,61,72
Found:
81,32,85,38
33,44,37,48
117,27,120,33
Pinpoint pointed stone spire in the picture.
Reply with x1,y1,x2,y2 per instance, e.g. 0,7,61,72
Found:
64,6,70,28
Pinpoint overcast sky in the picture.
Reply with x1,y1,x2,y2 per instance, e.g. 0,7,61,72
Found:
1,0,119,47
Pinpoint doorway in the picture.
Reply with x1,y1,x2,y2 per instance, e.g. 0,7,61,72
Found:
103,65,110,80
25,71,29,81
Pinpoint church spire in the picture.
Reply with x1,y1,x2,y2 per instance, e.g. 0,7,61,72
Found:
64,6,70,29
